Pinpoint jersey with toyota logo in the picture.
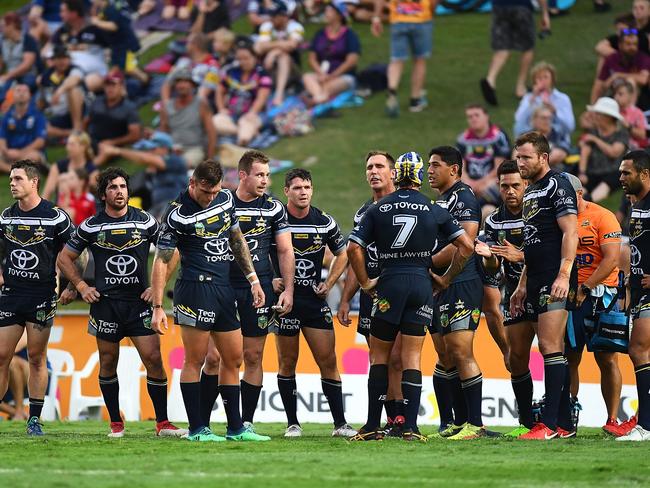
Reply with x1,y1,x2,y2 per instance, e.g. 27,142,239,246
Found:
66,206,159,299
353,199,380,280
350,189,462,276
280,205,346,298
0,199,73,296
628,191,650,290
157,189,239,286
483,205,525,289
229,193,289,287
521,170,577,276
432,180,480,282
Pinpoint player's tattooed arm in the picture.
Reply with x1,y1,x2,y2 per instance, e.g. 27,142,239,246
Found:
229,227,256,277
65,249,88,291
430,232,474,292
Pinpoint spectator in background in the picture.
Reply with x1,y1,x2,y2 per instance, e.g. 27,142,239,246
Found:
302,1,360,105
160,68,217,168
530,105,571,167
56,167,96,225
214,41,272,146
613,78,648,149
254,2,304,106
0,82,47,174
162,0,192,20
86,69,142,164
0,12,42,103
514,62,575,140
38,45,84,139
248,0,297,30
53,0,108,92
578,97,628,202
212,28,236,67
43,130,98,201
161,33,221,104
479,0,550,106
371,0,434,116
98,131,189,218
591,29,650,109
456,103,510,217
190,0,231,34
29,0,65,43
595,10,650,65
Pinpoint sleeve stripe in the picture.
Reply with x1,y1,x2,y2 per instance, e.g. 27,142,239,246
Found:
348,234,367,248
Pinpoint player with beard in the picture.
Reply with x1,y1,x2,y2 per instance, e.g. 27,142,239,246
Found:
58,167,187,438
510,131,578,440
199,150,295,432
337,151,405,435
617,150,650,441
0,160,73,436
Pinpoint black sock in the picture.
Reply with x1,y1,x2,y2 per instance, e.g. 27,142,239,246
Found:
410,97,418,106
364,364,388,431
146,376,168,423
461,374,483,427
180,381,203,433
448,368,468,425
322,378,347,427
199,372,219,427
541,353,566,430
220,384,243,433
395,398,405,418
556,361,573,430
401,369,422,431
511,371,534,428
240,380,262,424
99,374,121,423
388,88,397,96
433,364,454,426
635,363,650,430
277,374,299,426
28,398,44,420
384,399,397,420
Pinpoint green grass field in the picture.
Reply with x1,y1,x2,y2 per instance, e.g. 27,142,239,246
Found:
0,421,648,487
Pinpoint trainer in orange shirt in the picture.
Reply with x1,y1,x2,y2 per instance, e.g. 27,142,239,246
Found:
563,173,623,436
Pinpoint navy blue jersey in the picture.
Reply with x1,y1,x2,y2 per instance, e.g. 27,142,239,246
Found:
484,205,525,289
157,189,239,286
229,193,290,287
352,199,380,280
433,181,481,282
0,200,73,296
629,191,650,290
282,206,346,298
66,206,159,299
350,189,462,276
522,170,577,275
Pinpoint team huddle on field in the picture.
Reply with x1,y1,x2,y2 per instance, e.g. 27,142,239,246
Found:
1,129,650,442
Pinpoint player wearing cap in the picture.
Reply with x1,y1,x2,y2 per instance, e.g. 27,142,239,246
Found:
511,131,579,440
275,169,356,438
427,146,486,440
349,152,473,441
58,167,187,438
618,150,650,441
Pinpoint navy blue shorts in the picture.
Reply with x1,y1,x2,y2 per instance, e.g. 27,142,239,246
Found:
630,288,650,321
478,258,502,288
173,280,240,332
357,292,373,337
89,297,155,343
276,294,333,337
372,273,434,328
0,292,57,328
503,282,534,326
525,269,577,321
234,282,277,338
429,279,483,335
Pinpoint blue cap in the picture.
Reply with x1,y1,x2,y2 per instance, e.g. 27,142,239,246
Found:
329,0,349,22
270,0,289,16
133,131,174,150
395,151,425,185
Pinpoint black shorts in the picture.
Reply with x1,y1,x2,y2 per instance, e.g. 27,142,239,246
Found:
525,269,577,321
89,297,155,343
173,280,240,332
49,112,74,130
276,294,333,337
0,292,57,328
585,172,620,194
478,258,502,288
429,279,483,335
372,273,435,328
630,288,650,321
491,6,535,52
234,282,277,338
503,281,534,326
357,292,373,337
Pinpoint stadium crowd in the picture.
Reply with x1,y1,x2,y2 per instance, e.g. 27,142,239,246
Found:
0,0,649,443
